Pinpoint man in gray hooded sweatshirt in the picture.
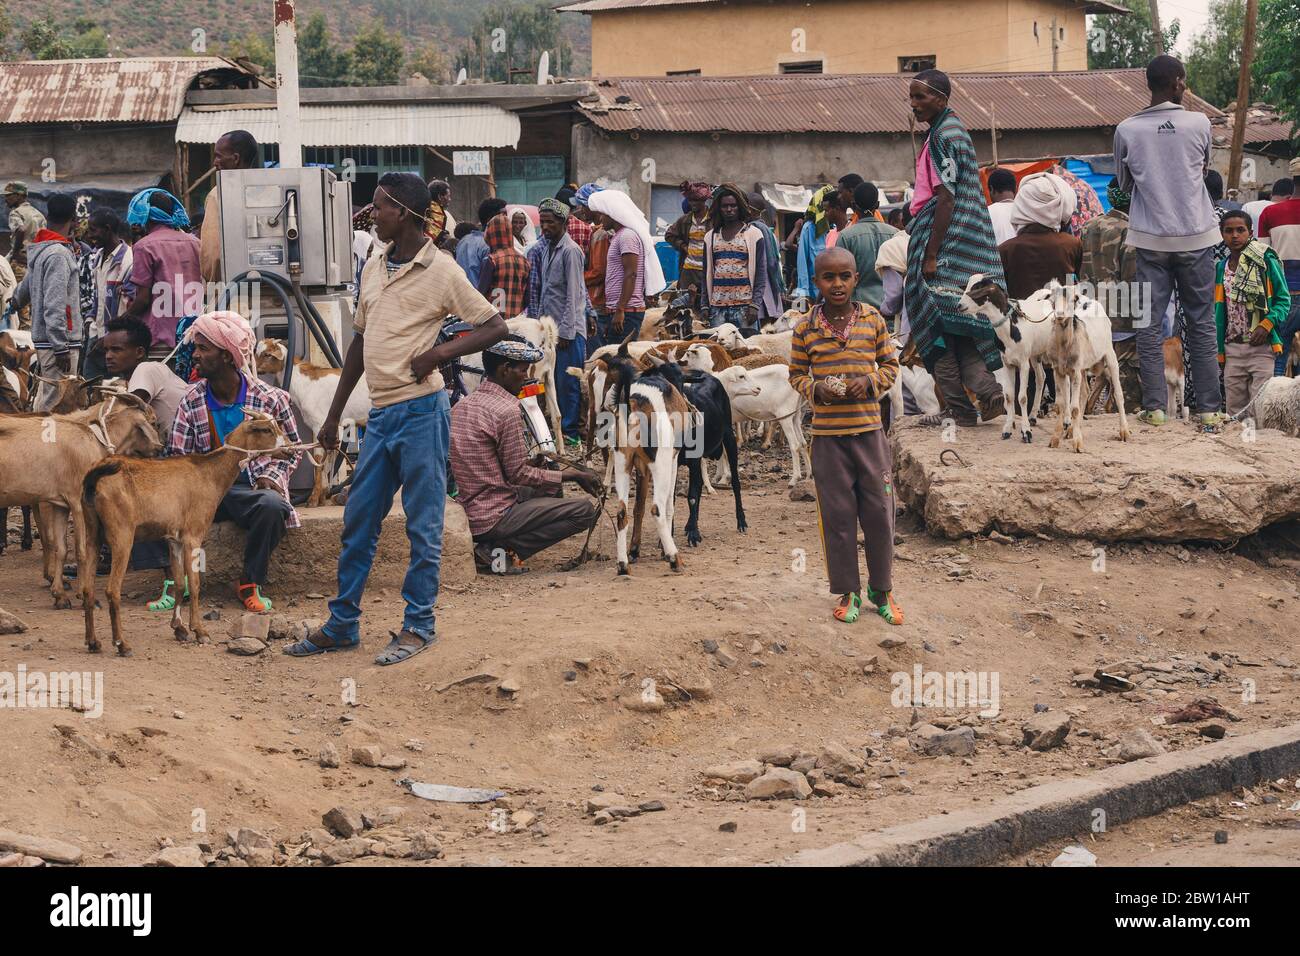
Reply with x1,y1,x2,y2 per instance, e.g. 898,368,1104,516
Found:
1114,55,1223,427
12,192,81,411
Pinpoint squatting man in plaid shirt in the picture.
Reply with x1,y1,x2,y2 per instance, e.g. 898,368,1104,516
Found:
450,336,600,574
167,310,302,615
285,173,508,666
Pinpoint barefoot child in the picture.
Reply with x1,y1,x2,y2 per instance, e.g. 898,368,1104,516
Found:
788,247,903,625
1215,210,1291,414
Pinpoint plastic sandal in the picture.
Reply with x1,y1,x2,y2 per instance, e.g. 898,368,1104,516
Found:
868,587,906,626
147,579,190,612
374,630,438,667
239,583,273,613
832,592,862,624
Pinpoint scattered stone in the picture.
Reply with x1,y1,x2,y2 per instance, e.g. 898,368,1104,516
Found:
638,800,666,813
351,745,382,767
362,807,406,829
878,637,906,650
377,754,407,771
912,724,977,757
435,667,502,694
789,482,816,502
756,745,798,767
702,639,719,654
1214,830,1229,845
319,742,340,768
498,677,521,696
718,821,738,833
702,759,764,784
227,637,267,656
593,811,614,825
148,845,204,868
714,647,738,668
1033,703,1049,713
510,810,537,830
812,780,838,798
231,613,271,642
585,794,625,815
563,670,578,682
744,767,812,801
815,741,865,779
321,837,370,865
1051,845,1097,867
1199,724,1227,739
172,710,185,720
1109,729,1167,762
1021,712,1072,751
322,807,365,839
0,607,29,634
202,609,221,621
789,753,818,775
622,691,665,713
234,828,271,854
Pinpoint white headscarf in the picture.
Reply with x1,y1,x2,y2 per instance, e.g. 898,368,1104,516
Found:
587,189,667,297
1010,172,1077,234
505,205,538,253
874,230,910,277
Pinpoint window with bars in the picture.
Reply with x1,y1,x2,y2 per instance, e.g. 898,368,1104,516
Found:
779,60,823,74
899,55,937,73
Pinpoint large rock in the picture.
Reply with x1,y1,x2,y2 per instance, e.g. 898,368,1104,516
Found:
148,845,205,867
912,724,977,757
891,417,1300,543
0,829,82,864
203,500,475,590
702,759,764,784
0,607,29,634
745,768,812,801
815,742,865,779
1109,729,1167,762
1021,712,1072,751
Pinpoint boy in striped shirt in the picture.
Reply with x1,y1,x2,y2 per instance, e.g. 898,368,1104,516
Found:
789,247,904,625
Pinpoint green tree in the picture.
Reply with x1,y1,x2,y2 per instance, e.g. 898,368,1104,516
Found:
224,32,275,74
21,16,74,59
0,2,11,60
1087,3,1181,70
298,13,351,88
348,20,404,86
1184,0,1246,107
407,43,449,83
455,0,573,83
1253,0,1300,136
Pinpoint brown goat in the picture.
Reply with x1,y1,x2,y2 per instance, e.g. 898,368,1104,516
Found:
80,413,294,655
636,339,734,372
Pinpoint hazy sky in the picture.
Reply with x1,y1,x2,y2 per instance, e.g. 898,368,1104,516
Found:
1120,0,1214,51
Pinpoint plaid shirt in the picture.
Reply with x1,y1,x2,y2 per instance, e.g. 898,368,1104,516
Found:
481,214,531,318
166,374,303,528
566,215,592,254
449,380,561,536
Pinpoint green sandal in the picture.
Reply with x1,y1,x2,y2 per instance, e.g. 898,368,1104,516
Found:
868,586,906,626
833,592,863,624
147,579,190,612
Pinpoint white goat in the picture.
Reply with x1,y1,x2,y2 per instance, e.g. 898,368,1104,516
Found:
699,359,810,486
1250,376,1300,436
1044,283,1131,453
958,275,1055,442
255,339,369,506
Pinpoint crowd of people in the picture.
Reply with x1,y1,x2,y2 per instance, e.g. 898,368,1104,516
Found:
3,53,1299,646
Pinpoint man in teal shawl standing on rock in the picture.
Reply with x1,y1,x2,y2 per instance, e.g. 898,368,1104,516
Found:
904,69,1007,427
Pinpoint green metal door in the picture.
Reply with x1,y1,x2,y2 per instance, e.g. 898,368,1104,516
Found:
494,156,566,206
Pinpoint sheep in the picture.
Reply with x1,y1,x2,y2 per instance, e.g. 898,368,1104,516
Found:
80,411,295,655
1044,283,1131,453
255,338,369,506
1249,376,1300,436
958,275,1056,442
0,394,160,607
704,324,795,363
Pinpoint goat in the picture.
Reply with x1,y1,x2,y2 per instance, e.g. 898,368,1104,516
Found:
0,395,159,606
1044,283,1132,453
80,412,294,655
505,316,561,442
637,339,733,372
958,275,1055,442
1164,335,1187,420
705,361,811,486
1249,376,1300,436
1287,332,1300,378
256,339,369,506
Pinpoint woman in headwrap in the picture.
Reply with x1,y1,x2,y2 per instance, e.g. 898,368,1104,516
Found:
795,185,841,301
666,181,713,308
999,171,1082,299
587,189,666,343
477,213,531,318
702,184,770,330
506,205,538,254
571,183,608,333
123,188,202,358
903,69,1006,427
1049,165,1104,238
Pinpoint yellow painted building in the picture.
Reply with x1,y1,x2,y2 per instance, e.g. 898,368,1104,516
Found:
559,0,1130,76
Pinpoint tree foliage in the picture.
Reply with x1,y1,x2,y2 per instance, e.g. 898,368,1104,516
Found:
347,20,405,87
1254,0,1299,136
455,0,573,82
1185,0,1246,108
18,13,107,59
1087,2,1181,70
298,13,352,87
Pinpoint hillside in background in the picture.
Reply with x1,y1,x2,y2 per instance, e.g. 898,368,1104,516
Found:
3,0,591,79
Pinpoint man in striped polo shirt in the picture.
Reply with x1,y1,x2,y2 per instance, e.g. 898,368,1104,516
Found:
788,247,905,627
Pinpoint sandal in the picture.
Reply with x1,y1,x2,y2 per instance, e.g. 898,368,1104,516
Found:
374,630,438,667
868,587,906,626
239,583,273,613
833,592,863,624
282,626,359,657
474,544,529,575
148,578,190,612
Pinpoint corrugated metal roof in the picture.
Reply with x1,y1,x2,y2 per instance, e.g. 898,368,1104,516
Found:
176,104,521,148
0,57,244,125
1211,104,1297,148
579,70,1221,134
559,0,1128,13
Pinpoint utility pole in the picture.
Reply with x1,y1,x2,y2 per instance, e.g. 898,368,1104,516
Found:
1148,0,1165,55
273,0,302,169
1228,0,1260,193
1050,16,1059,71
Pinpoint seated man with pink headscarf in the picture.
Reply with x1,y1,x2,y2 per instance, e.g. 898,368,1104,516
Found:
166,310,302,614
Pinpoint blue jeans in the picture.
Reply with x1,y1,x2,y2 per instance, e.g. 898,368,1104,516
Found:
1274,296,1300,376
323,390,449,643
708,305,753,329
556,333,586,440
1135,247,1218,412
594,311,644,349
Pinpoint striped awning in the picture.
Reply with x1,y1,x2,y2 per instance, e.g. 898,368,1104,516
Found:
176,102,520,149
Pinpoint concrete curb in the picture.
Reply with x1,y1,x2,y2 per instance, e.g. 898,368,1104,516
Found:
782,722,1300,867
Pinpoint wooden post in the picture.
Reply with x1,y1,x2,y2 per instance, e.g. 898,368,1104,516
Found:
991,102,998,165
1228,0,1260,193
1148,0,1165,55
1050,16,1059,71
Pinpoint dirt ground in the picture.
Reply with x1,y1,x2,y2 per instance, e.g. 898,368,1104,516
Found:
2,436,1299,867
